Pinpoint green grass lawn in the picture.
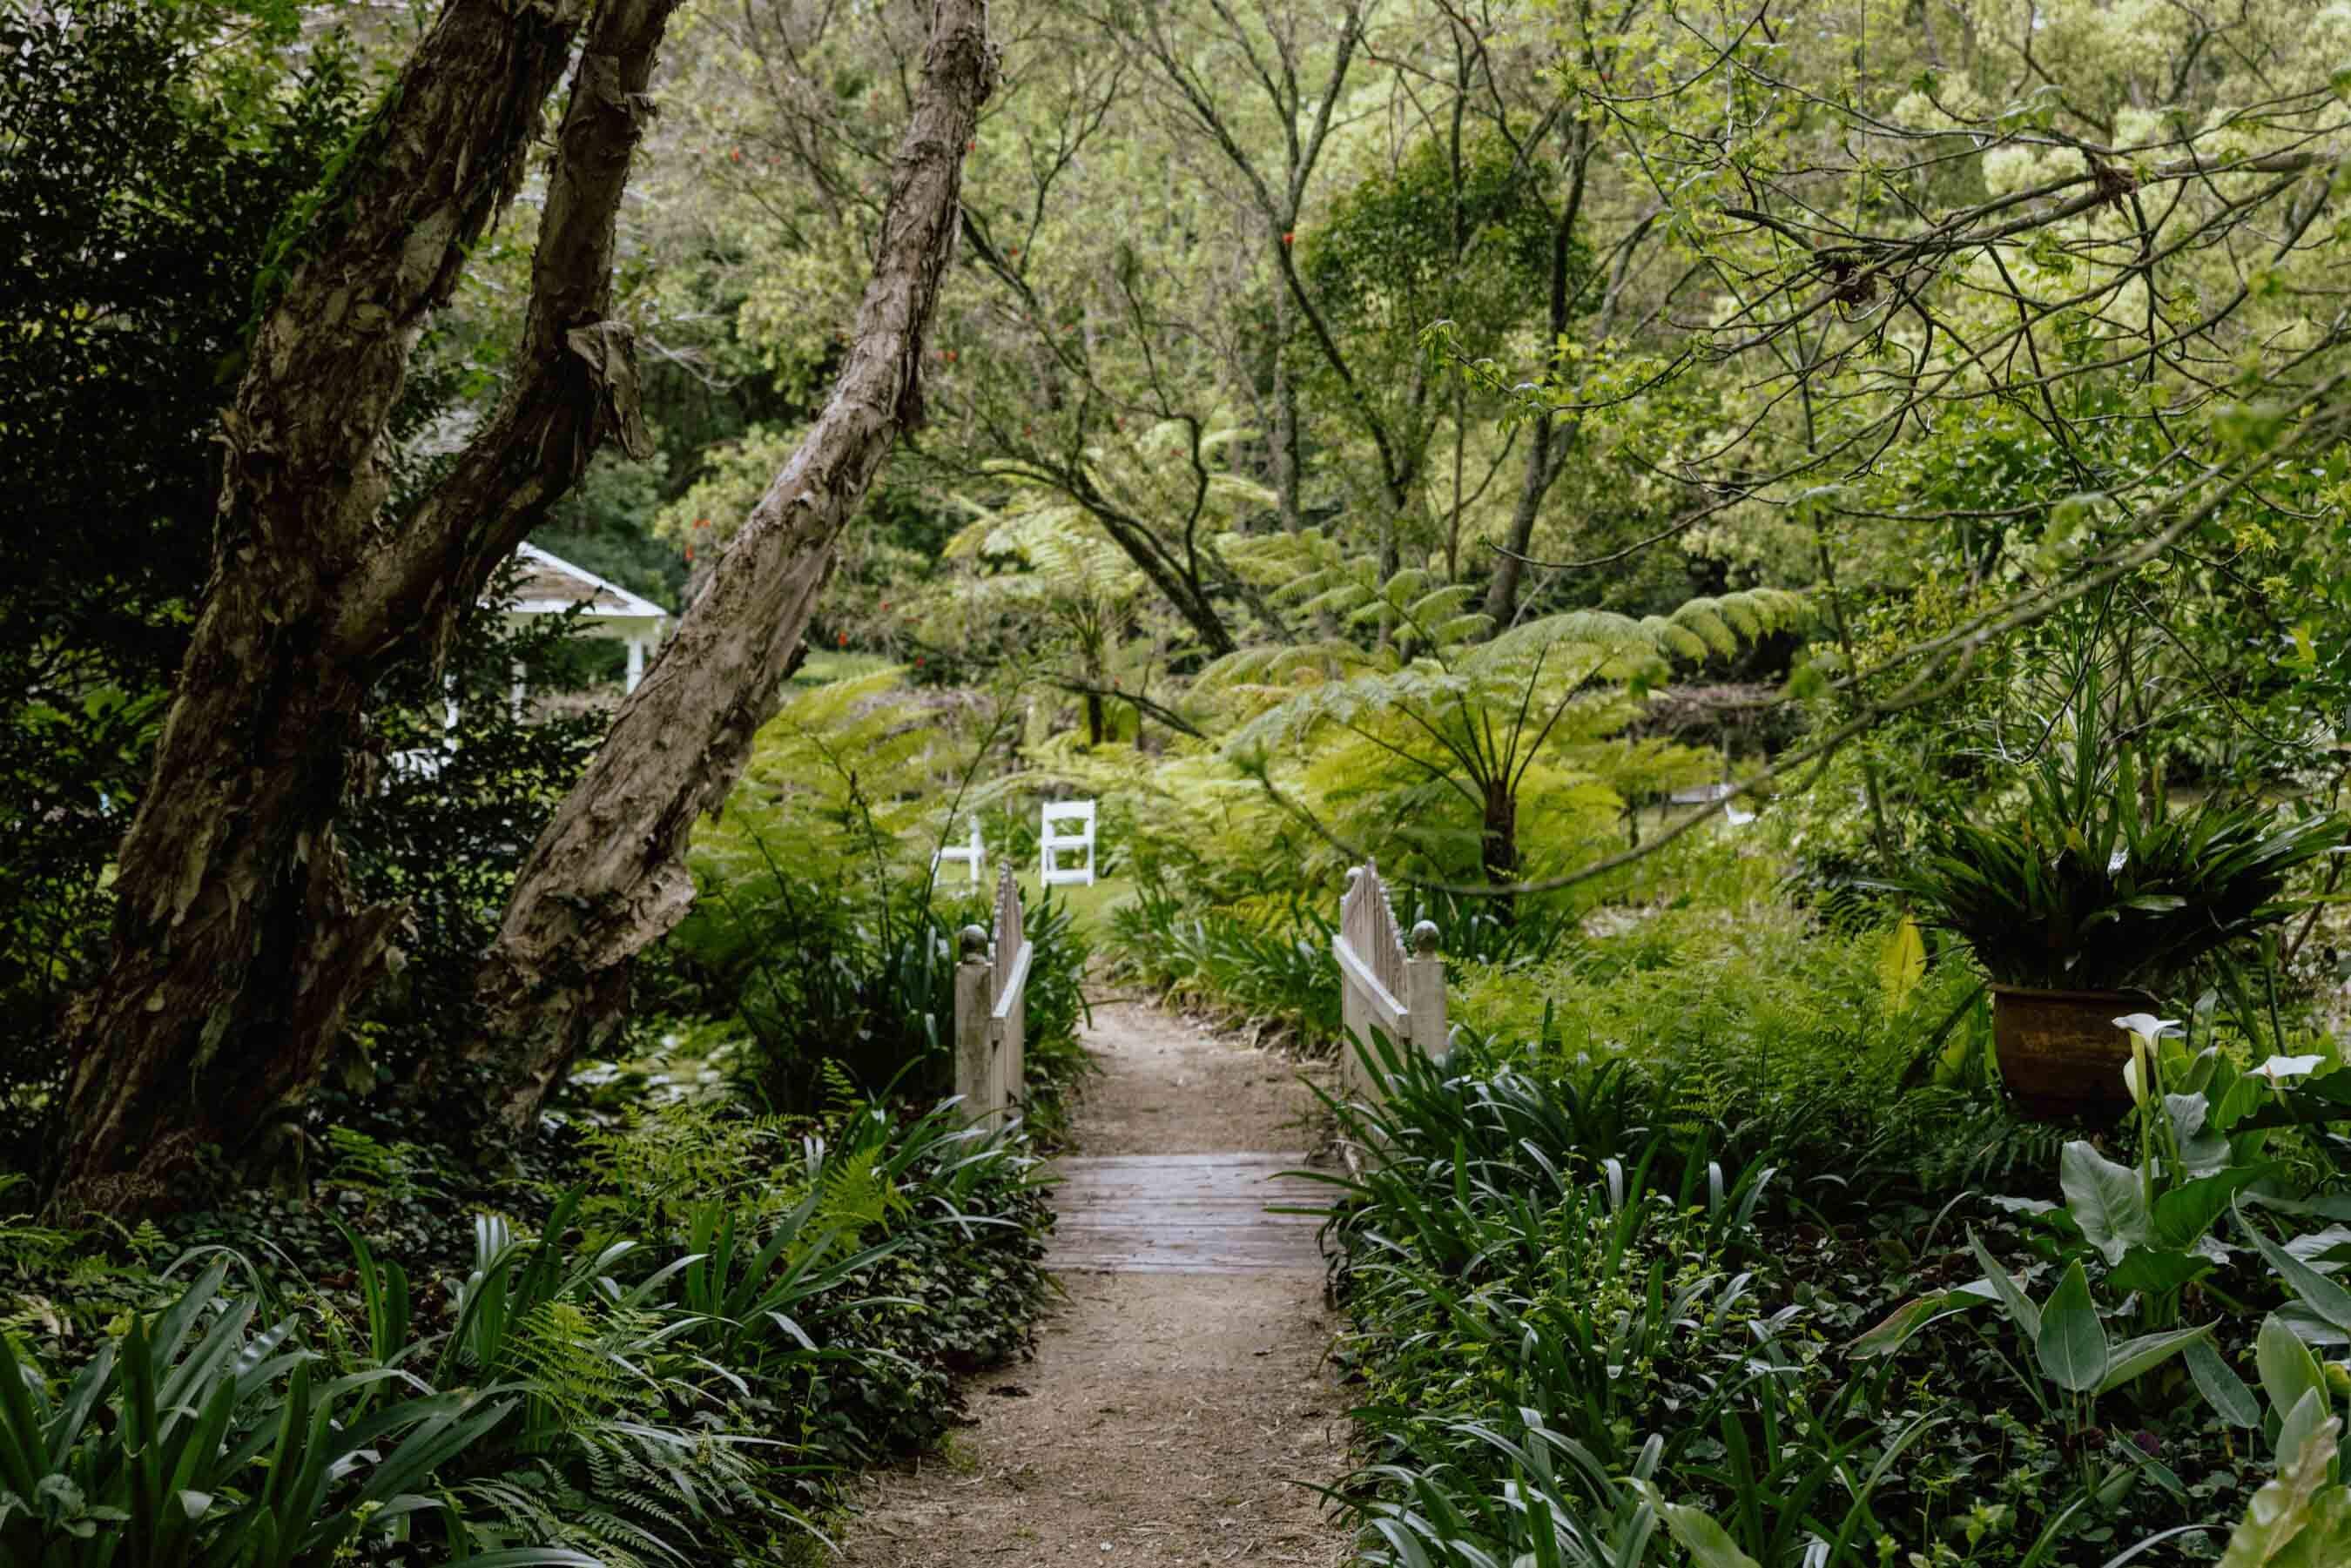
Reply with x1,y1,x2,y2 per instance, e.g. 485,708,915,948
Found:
1021,868,1130,945
933,860,1131,946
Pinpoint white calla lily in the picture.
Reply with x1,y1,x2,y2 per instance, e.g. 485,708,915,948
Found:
2250,1054,2326,1084
2112,1013,2180,1041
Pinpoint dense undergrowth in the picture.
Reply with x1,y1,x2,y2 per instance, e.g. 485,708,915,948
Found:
1109,797,2351,1565
0,662,1095,1564
1,1087,1051,1564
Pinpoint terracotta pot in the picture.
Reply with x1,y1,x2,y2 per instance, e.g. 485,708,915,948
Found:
1989,984,2146,1122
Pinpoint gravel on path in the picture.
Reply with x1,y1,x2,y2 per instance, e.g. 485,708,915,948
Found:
838,998,1351,1567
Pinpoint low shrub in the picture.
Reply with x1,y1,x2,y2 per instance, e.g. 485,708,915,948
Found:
1108,883,1343,1045
0,1088,1053,1565
1312,1031,2303,1565
659,669,1091,1131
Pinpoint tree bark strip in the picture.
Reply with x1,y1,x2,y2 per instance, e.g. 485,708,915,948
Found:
472,0,1000,1128
54,0,681,1215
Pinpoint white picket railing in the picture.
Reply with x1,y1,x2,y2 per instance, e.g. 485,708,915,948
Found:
953,865,1031,1123
1332,861,1447,1156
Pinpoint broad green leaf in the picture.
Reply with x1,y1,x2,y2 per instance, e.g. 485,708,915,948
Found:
2259,1314,2328,1426
2189,1336,2266,1428
2034,1260,2107,1392
1847,1290,1985,1359
1878,917,1925,1014
2097,1323,2213,1394
2242,1204,2351,1335
1970,1228,2041,1339
2062,1141,2148,1265
2153,1168,2269,1251
2280,1387,2332,1477
2108,1247,2213,1299
1632,1480,1762,1568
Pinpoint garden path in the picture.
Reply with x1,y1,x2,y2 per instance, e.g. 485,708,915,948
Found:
839,998,1351,1566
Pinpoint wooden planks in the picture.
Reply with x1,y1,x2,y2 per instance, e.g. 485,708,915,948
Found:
1047,1154,1332,1275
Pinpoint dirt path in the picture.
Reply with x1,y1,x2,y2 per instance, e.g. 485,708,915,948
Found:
839,999,1351,1566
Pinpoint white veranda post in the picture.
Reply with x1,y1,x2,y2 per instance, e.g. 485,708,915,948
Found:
953,866,1032,1124
397,545,668,780
504,542,670,710
932,819,985,885
1330,861,1448,1161
1039,799,1097,887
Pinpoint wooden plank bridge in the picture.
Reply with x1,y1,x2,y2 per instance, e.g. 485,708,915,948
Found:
1045,1153,1329,1275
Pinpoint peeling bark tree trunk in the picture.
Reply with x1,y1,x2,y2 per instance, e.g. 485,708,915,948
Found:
53,0,681,1216
471,0,1000,1129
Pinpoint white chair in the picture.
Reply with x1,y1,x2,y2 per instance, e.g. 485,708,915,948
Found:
932,819,986,885
1039,800,1097,887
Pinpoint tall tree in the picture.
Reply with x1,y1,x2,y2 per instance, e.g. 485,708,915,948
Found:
470,0,998,1127
54,0,685,1214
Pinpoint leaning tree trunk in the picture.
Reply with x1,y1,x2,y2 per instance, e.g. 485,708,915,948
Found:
470,0,1000,1130
52,0,681,1216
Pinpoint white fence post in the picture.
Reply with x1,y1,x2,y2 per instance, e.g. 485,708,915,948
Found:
952,867,1032,1125
1405,919,1447,1060
1331,862,1447,1164
953,924,995,1120
989,865,1030,1115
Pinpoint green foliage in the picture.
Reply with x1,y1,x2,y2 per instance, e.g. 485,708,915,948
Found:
342,569,606,1104
0,1259,543,1567
1204,565,1805,888
1894,653,2348,992
0,0,365,1168
1109,885,1344,1045
1301,132,1569,352
666,670,1090,1121
0,1080,1053,1567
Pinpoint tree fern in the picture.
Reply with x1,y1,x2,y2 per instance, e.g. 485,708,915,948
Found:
1201,557,1809,892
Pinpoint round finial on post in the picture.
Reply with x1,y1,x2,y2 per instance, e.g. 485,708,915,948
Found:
1411,919,1440,958
959,923,988,959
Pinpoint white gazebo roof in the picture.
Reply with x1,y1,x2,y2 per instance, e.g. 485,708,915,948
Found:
506,542,669,633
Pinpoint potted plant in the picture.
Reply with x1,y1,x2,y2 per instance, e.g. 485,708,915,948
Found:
1896,674,2344,1121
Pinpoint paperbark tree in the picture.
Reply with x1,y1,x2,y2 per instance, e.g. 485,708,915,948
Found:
470,0,999,1127
54,0,683,1215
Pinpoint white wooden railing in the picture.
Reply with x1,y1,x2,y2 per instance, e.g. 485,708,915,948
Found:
1332,862,1447,1147
954,865,1031,1124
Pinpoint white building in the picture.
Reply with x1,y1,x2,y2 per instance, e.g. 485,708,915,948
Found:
508,542,670,697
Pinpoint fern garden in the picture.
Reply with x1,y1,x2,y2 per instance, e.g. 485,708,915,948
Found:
10,0,2351,1563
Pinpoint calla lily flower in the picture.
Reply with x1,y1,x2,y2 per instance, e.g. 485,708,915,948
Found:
2112,1013,2181,1040
2250,1054,2327,1084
